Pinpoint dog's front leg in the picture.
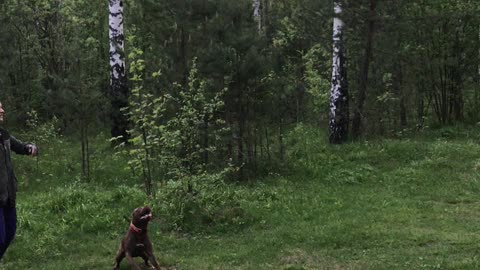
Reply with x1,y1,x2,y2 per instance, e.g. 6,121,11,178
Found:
125,252,142,270
113,247,125,270
146,252,161,270
140,254,150,267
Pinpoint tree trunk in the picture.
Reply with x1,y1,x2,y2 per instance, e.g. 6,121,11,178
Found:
253,124,258,175
393,61,407,128
475,25,480,116
452,29,464,121
178,26,188,86
262,0,270,37
141,128,153,196
237,117,244,180
246,102,253,168
109,0,129,143
352,0,376,139
252,0,261,34
265,127,271,163
329,1,349,144
176,0,188,86
279,118,285,163
237,85,245,180
202,116,209,166
81,121,86,180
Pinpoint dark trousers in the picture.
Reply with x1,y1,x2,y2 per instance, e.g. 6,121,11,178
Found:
0,206,16,260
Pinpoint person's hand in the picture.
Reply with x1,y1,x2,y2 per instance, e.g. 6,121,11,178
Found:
27,144,38,156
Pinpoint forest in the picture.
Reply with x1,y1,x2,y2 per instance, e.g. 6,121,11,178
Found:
1,0,480,269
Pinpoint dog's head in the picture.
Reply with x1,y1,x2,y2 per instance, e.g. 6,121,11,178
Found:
131,206,153,229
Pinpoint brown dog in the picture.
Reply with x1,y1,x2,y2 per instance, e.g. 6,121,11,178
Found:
113,206,161,270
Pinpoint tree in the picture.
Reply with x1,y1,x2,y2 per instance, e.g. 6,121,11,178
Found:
329,0,349,144
253,0,261,33
109,0,129,143
351,0,377,139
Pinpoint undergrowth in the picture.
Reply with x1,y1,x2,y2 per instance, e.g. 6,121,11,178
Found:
4,124,480,269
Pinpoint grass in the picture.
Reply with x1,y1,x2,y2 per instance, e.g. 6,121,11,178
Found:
2,125,480,269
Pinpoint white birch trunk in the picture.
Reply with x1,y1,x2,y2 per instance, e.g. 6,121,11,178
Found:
109,0,125,82
109,0,129,141
253,0,261,33
329,0,349,143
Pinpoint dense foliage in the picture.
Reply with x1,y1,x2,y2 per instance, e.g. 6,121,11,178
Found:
1,0,480,179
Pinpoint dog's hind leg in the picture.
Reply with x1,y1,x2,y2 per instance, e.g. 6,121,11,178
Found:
125,252,142,270
146,252,161,270
141,254,150,267
113,248,125,270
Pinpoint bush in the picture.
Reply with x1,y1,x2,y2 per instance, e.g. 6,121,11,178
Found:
155,171,247,232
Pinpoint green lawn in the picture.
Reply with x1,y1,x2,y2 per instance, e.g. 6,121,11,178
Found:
3,127,480,269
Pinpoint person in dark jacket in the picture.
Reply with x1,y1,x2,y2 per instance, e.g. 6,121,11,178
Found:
0,102,37,260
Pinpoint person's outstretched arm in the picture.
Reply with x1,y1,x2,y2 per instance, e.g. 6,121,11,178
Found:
10,136,38,156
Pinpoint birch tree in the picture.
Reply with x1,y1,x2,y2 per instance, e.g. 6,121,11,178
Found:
253,0,261,33
329,0,349,144
109,0,129,142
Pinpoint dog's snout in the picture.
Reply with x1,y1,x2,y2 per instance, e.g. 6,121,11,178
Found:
140,213,153,220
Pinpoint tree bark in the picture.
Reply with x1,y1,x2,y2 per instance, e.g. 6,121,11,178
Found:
451,29,464,121
202,116,209,166
329,1,349,144
80,100,91,182
393,59,407,127
279,118,285,163
352,0,376,139
252,0,262,34
109,0,129,143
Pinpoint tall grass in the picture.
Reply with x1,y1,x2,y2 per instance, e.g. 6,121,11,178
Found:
3,125,480,269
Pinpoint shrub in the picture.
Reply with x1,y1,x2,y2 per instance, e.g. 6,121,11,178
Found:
155,171,247,232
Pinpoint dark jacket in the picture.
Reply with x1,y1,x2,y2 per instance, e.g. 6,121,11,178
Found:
0,128,30,207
